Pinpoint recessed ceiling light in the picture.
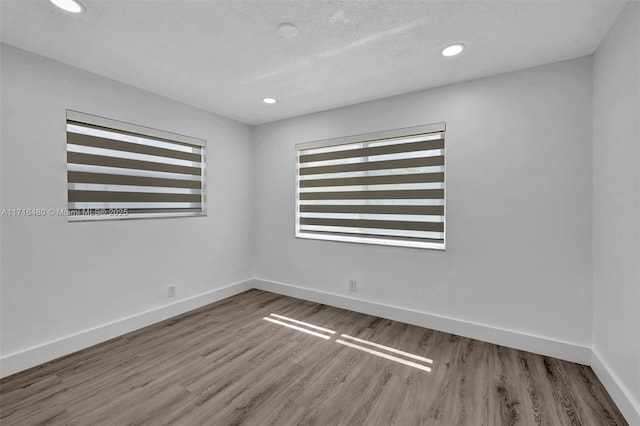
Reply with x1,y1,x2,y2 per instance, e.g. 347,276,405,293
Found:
277,23,298,38
441,43,465,57
262,97,277,104
50,0,85,13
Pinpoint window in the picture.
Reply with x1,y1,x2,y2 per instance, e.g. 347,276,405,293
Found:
296,123,445,250
66,110,206,221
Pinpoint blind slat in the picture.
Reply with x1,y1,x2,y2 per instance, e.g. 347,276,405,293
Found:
300,205,444,215
300,228,443,242
68,190,201,203
300,138,444,163
299,156,444,175
68,132,201,162
67,152,201,176
300,172,444,188
68,119,202,148
67,171,202,189
68,202,201,210
300,217,444,232
300,189,444,200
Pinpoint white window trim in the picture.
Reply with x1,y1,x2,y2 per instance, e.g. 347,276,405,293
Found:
295,123,446,250
66,110,207,222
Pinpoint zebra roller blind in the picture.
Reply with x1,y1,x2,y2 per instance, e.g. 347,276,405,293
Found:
66,110,206,220
296,123,445,250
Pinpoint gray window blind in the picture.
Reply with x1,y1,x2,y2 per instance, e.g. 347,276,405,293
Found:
66,111,206,220
296,123,445,250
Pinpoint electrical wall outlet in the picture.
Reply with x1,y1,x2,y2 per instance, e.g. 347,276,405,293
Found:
168,285,176,298
349,280,357,292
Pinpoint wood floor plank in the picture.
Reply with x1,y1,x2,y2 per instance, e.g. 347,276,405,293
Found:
0,289,629,426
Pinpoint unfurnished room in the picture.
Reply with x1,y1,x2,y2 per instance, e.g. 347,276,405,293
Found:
0,0,638,425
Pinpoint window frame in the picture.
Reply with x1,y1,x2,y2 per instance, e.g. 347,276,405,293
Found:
66,110,207,222
295,122,446,250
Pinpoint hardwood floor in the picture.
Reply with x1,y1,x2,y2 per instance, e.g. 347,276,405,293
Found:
0,289,628,425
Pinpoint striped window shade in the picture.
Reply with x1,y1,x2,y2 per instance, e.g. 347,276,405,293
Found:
66,110,206,221
296,123,445,250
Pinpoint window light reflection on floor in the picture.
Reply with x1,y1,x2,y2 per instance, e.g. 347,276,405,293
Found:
262,316,332,340
339,334,433,364
262,313,432,372
335,339,432,372
269,313,336,334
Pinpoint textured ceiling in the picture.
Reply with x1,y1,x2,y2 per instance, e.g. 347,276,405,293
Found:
0,0,628,125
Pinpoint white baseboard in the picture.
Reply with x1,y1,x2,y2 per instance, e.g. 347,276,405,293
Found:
252,278,592,365
591,349,640,425
0,279,254,379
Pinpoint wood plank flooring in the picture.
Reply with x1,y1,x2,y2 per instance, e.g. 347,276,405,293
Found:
0,289,628,425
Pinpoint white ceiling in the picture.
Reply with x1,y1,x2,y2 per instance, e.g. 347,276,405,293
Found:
0,0,628,125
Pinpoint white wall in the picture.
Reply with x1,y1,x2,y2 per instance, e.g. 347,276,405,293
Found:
253,57,594,351
0,45,253,372
592,1,640,421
